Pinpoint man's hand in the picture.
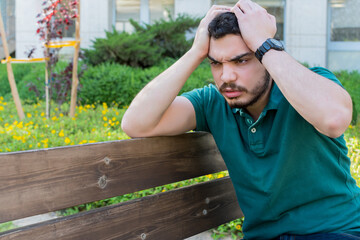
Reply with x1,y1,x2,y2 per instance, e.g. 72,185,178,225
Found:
191,5,230,59
231,0,277,52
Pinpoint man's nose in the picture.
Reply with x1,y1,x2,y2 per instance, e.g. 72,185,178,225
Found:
221,64,236,83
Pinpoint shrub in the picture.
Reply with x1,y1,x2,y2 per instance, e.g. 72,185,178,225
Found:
83,14,200,68
83,30,164,68
335,70,360,124
78,60,213,107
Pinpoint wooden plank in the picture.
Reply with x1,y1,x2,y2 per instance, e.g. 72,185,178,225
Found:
0,177,243,240
0,132,226,223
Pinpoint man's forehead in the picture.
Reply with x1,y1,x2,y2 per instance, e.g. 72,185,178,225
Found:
209,34,252,60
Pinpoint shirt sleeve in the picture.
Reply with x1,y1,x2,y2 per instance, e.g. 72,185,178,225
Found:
310,67,343,87
181,86,211,132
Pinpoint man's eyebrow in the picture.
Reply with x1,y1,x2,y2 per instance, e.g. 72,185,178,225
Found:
207,55,220,63
229,52,253,62
207,52,253,63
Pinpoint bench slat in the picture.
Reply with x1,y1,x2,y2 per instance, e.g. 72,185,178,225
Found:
0,132,226,223
0,177,243,240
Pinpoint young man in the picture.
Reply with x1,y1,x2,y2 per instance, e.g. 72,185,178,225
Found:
122,0,360,239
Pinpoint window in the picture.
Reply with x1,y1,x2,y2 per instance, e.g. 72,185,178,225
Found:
0,0,15,41
328,0,360,71
212,0,285,41
115,0,174,32
150,0,174,24
115,0,140,32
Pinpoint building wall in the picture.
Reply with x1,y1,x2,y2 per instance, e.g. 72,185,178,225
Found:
175,0,211,17
285,0,328,67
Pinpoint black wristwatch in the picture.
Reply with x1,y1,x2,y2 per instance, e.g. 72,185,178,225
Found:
255,38,284,63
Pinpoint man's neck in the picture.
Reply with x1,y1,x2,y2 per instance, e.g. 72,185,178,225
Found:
246,81,273,121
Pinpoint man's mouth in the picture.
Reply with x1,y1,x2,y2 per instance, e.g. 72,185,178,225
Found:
223,89,243,99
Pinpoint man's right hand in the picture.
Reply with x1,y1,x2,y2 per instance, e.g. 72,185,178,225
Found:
191,5,230,59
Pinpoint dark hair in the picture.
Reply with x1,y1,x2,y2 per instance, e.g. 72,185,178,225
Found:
208,12,241,39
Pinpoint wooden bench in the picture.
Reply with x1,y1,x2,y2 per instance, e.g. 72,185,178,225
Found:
0,132,243,239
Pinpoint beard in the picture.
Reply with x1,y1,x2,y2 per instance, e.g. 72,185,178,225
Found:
219,70,271,109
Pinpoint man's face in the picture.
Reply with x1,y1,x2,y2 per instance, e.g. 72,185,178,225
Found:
208,34,271,109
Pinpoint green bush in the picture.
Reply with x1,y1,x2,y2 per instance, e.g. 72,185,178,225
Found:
83,14,200,68
0,63,37,101
78,60,213,107
335,70,360,124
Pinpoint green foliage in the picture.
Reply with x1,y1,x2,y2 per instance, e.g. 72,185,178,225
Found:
83,14,200,68
211,218,244,240
335,70,360,125
0,63,36,101
0,222,14,232
129,14,200,59
83,29,163,68
78,60,213,107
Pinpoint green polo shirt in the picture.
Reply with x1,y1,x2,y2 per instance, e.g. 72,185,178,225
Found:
182,67,360,239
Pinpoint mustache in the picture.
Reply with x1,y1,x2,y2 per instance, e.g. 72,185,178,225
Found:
219,83,248,93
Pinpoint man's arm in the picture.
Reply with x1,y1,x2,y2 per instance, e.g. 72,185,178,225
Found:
232,0,352,138
121,6,230,138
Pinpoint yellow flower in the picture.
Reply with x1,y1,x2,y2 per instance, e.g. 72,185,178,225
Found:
64,137,71,144
102,110,107,115
59,113,64,117
41,112,45,117
116,121,120,125
217,173,225,178
51,130,56,134
107,132,111,136
115,112,119,116
104,123,108,127
103,116,107,121
91,128,96,132
37,143,41,147
112,117,116,121
236,225,241,230
27,113,32,118
29,144,33,148
89,140,96,143
59,130,64,137
0,106,4,111
51,116,57,121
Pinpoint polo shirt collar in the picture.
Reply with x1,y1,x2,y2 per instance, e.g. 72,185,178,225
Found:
231,82,282,115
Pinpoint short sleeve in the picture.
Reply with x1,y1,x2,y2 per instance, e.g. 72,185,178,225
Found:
181,86,211,132
310,67,343,87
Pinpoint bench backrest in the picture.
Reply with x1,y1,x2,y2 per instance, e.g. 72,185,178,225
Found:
0,132,243,240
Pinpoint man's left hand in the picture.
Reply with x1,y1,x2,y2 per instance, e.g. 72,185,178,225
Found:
231,0,277,52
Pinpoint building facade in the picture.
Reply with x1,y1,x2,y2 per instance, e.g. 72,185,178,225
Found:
0,0,15,58
7,0,360,71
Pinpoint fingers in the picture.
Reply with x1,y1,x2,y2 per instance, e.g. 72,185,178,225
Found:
231,0,267,14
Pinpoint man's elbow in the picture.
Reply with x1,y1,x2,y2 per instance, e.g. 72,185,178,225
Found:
322,108,352,138
121,118,142,138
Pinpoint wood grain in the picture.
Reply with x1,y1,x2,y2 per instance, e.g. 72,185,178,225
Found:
0,132,226,223
0,177,243,240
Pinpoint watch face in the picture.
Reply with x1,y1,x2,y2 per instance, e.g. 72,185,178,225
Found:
269,39,284,48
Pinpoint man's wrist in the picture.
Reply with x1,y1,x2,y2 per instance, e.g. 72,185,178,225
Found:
255,38,284,63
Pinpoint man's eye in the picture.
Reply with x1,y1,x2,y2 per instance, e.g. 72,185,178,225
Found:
210,61,221,66
236,59,248,64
